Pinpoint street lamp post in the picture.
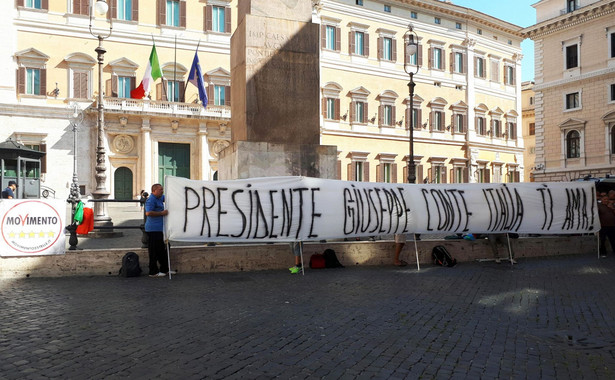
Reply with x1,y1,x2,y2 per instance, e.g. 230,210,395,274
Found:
67,103,84,250
404,24,420,184
89,0,113,227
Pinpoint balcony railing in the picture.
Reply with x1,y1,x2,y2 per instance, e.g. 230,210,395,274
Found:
101,98,231,119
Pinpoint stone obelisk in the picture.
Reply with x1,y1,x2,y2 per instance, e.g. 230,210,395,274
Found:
218,0,337,179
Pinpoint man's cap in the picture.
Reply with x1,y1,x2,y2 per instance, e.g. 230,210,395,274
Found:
8,181,17,187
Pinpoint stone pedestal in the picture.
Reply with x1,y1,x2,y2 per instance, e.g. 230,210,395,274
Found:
220,0,336,179
219,141,337,179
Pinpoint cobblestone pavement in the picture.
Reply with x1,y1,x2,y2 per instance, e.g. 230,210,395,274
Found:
1,254,615,379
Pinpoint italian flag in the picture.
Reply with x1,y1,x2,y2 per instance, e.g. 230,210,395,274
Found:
130,44,162,99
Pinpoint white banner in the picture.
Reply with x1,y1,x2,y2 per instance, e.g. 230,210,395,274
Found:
0,199,66,256
164,176,598,243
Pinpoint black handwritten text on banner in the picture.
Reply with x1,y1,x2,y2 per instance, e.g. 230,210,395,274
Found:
164,176,597,243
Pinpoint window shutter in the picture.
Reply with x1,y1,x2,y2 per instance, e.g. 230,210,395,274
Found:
81,72,88,98
225,6,231,33
364,33,369,57
392,106,396,126
403,165,408,183
441,167,447,184
17,0,24,6
73,72,80,98
376,164,382,182
392,38,397,62
450,168,454,183
180,0,186,28
225,86,231,106
156,82,164,101
347,163,354,181
41,0,48,9
450,113,454,133
427,168,432,183
111,75,118,97
207,85,213,105
17,67,25,95
106,78,111,97
463,167,469,183
350,101,356,122
418,44,423,66
474,57,478,76
364,162,369,182
463,53,467,74
40,143,47,174
321,97,326,118
512,123,516,139
157,0,165,26
429,111,434,130
133,0,139,21
205,5,212,31
504,66,508,84
441,50,446,71
417,165,424,183
179,81,185,102
335,27,341,51
377,37,383,60
321,25,326,49
428,47,432,68
514,171,520,182
337,160,341,180
417,109,422,128
485,168,491,183
363,102,368,123
392,163,397,183
39,69,46,96
404,42,410,65
130,76,136,92
349,31,355,55
405,107,410,129
334,99,340,120
449,52,453,72
378,105,383,125
110,0,117,18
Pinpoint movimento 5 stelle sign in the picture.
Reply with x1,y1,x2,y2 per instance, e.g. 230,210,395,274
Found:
0,199,66,256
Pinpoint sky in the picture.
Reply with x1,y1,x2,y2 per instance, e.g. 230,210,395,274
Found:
451,0,537,82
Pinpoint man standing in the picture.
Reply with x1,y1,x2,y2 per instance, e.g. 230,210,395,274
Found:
1,181,17,199
144,183,174,277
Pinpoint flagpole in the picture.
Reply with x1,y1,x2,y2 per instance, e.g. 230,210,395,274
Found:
174,35,177,102
183,40,201,101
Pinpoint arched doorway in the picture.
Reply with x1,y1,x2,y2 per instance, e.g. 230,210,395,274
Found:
114,167,133,200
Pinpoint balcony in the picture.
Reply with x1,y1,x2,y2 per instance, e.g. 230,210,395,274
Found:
100,98,231,120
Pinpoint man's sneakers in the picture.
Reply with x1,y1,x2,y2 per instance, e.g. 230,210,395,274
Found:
149,272,166,277
167,270,177,275
289,266,302,274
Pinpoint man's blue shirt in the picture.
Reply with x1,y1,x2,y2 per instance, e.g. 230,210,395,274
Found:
1,187,14,199
145,194,165,232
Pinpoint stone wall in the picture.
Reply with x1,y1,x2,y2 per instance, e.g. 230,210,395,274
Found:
0,236,597,279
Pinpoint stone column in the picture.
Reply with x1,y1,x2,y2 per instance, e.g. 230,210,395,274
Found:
140,118,152,188
198,122,211,180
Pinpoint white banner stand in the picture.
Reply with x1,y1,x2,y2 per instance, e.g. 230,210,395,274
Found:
413,234,420,271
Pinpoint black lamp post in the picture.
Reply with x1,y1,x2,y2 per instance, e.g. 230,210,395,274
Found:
404,24,420,184
67,103,84,250
89,0,113,227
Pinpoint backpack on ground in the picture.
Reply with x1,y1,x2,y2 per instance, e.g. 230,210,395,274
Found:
309,253,326,269
323,248,344,268
119,252,142,277
432,245,457,267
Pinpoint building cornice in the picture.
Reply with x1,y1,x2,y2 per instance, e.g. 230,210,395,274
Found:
522,0,615,39
533,66,615,91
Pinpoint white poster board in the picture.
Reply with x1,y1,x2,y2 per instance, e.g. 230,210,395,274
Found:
164,176,598,243
0,199,66,256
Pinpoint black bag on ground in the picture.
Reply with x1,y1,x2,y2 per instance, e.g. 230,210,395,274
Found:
323,248,344,268
119,252,142,277
432,245,457,267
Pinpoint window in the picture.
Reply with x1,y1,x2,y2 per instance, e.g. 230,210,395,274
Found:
431,47,444,70
382,163,392,182
411,12,417,19
376,155,397,183
529,122,535,135
508,40,513,45
453,52,464,73
356,0,363,5
611,126,615,154
118,0,133,21
405,41,421,66
212,6,226,33
475,57,485,78
165,81,182,102
326,26,336,50
456,23,462,30
455,114,464,133
25,0,42,8
434,17,441,25
611,84,615,102
611,32,615,58
25,68,41,95
507,122,517,139
353,31,365,56
432,111,444,131
567,0,578,12
117,76,133,98
430,164,446,183
382,37,393,61
354,101,365,123
493,120,501,137
530,96,534,105
566,92,579,110
477,29,482,35
326,98,336,119
566,130,580,158
71,0,88,14
476,166,490,183
505,65,515,85
355,162,364,181
566,44,578,69
72,71,89,99
476,116,486,135
384,5,391,13
166,0,180,26
409,108,421,129
382,105,393,126
212,85,226,106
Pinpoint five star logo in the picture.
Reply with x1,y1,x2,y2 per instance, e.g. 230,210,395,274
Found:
2,200,64,254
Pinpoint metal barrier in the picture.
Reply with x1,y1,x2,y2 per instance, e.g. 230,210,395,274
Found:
66,198,148,250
